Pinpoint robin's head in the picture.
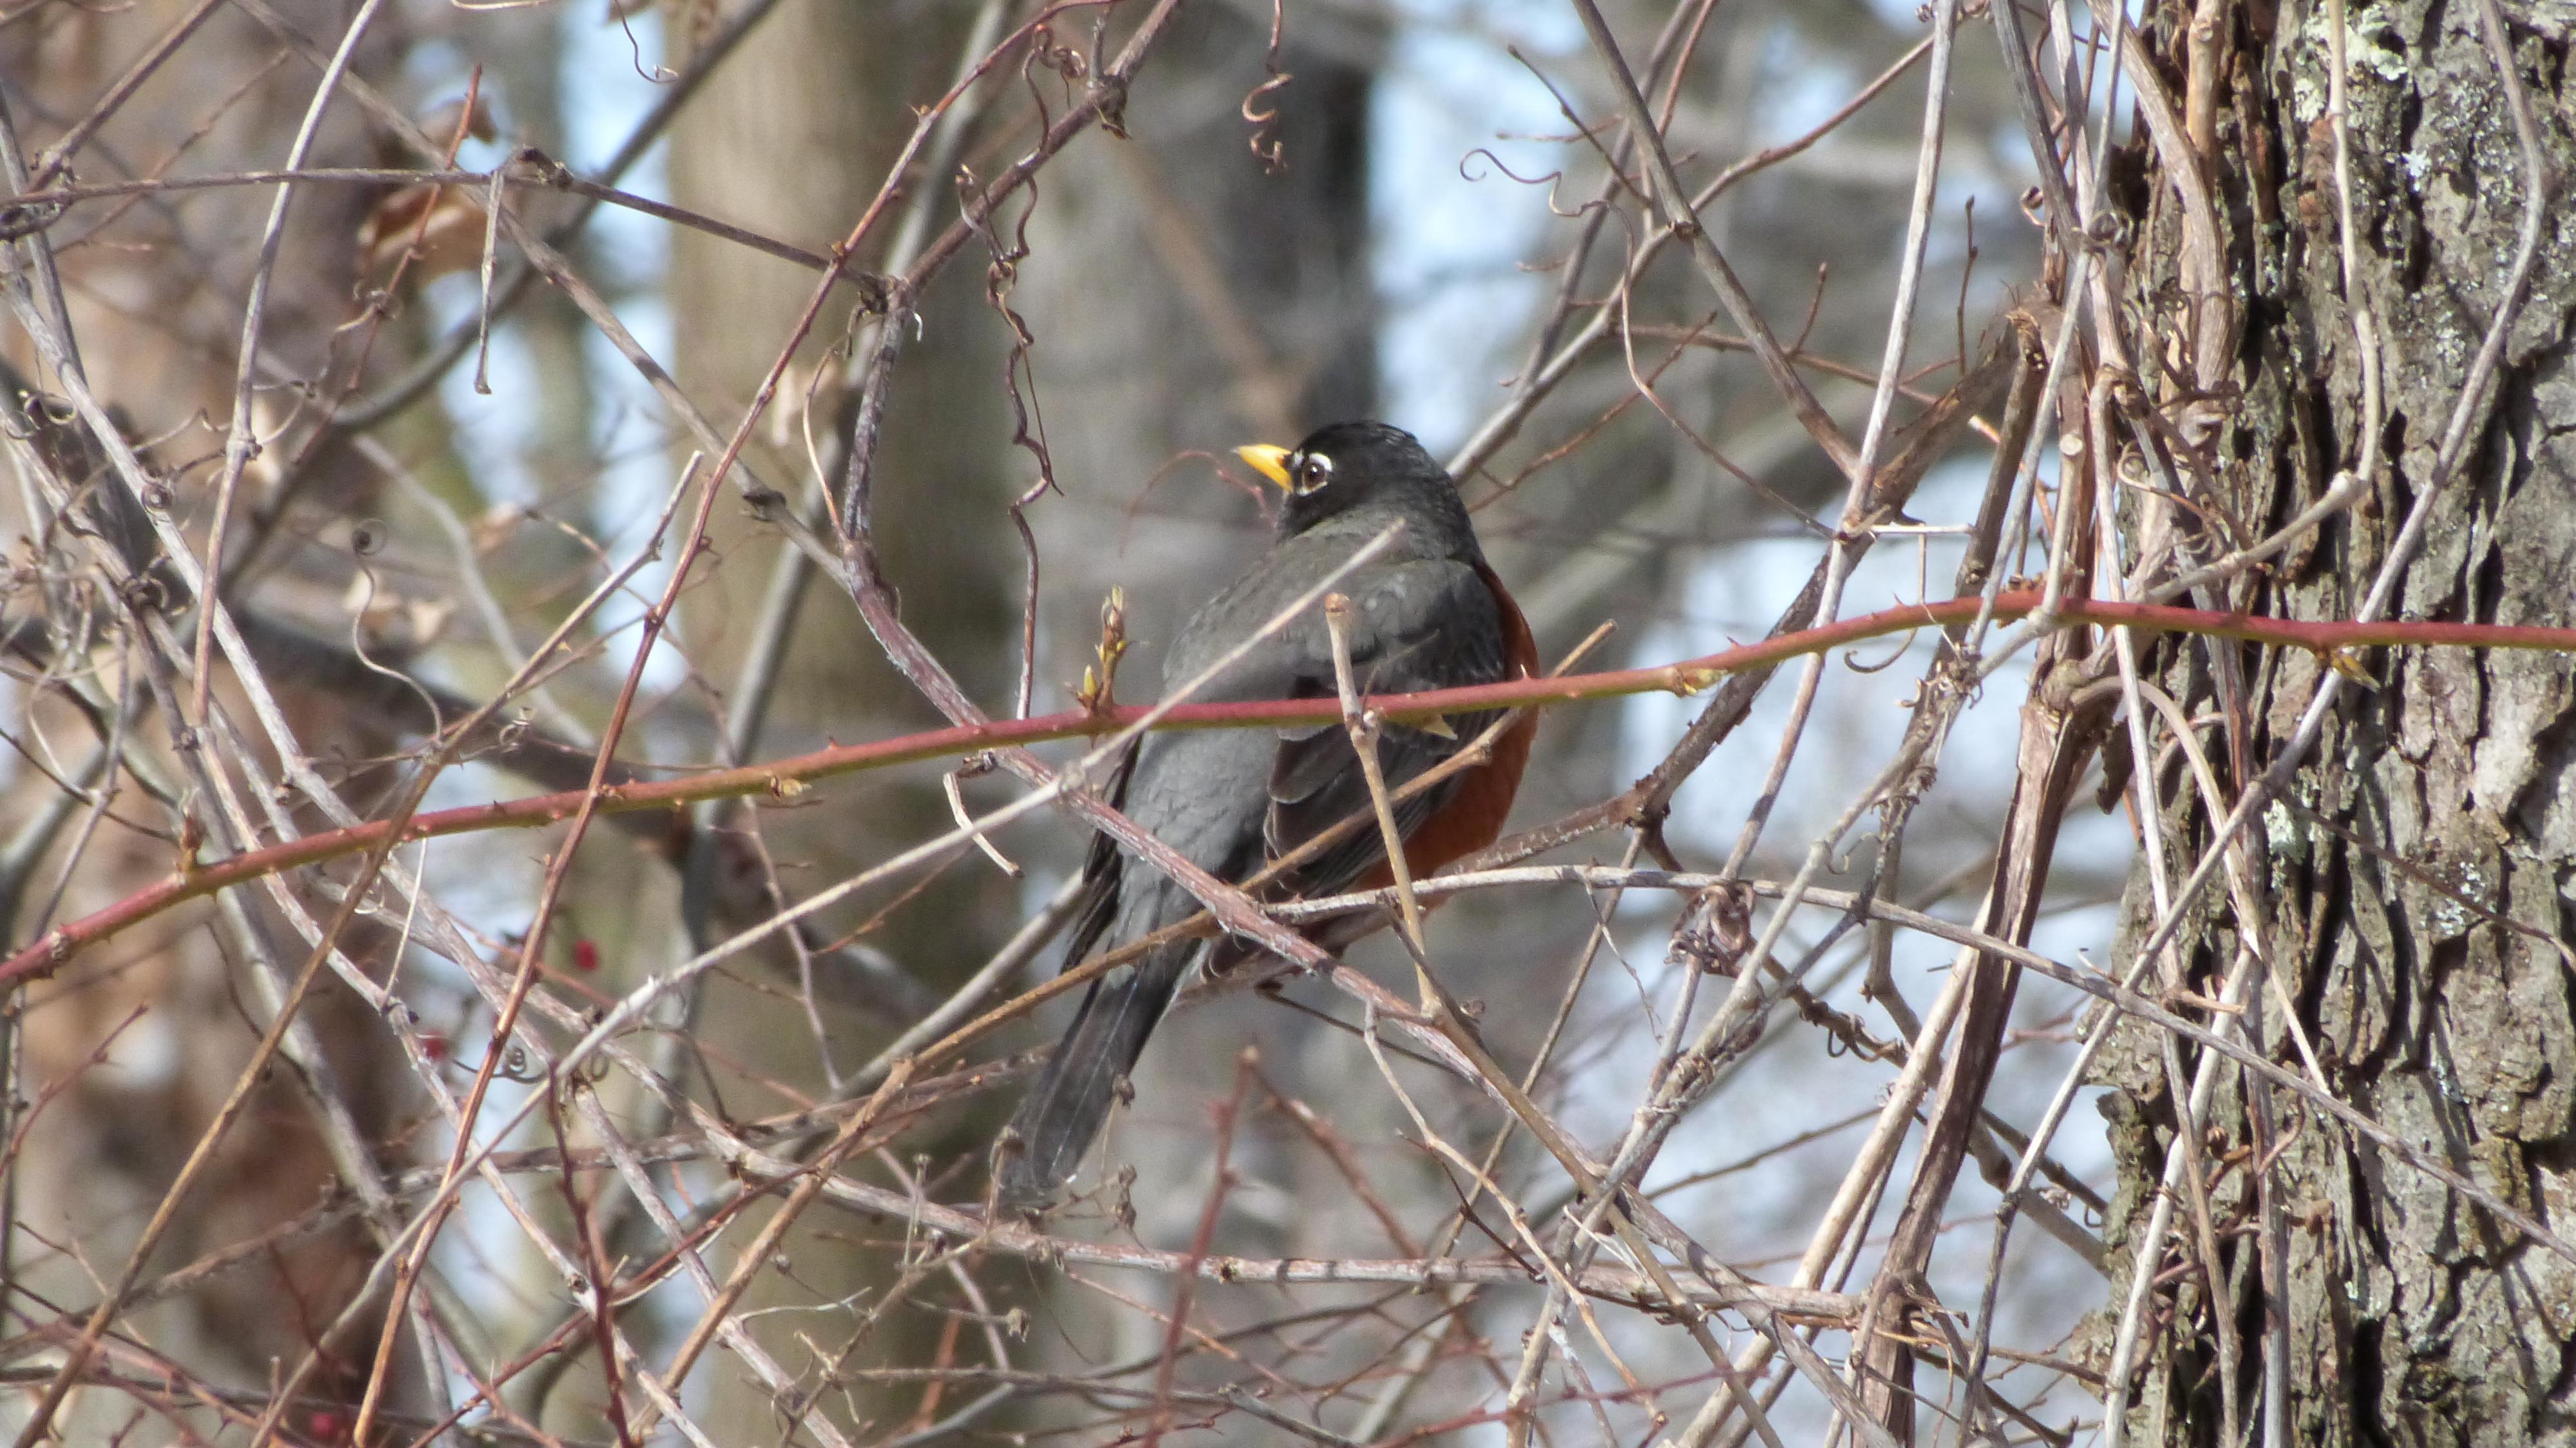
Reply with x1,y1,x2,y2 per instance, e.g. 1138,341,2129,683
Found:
1234,421,1471,544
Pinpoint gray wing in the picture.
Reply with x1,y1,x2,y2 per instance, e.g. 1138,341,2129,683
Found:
1103,546,1504,937
1257,559,1506,898
1056,739,1139,968
1004,540,1508,1204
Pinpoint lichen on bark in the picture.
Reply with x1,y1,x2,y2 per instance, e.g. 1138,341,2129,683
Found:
2091,1,2576,1443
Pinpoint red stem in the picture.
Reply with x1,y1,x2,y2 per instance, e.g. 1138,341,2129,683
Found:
10,589,2570,987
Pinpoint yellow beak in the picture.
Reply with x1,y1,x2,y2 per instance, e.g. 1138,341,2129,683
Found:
1235,444,1294,490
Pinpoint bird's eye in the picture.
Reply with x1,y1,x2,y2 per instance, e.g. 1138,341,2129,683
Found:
1294,453,1334,493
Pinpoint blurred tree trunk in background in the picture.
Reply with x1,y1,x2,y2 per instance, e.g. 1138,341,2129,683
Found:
2096,3,2575,1442
659,0,1020,1436
0,0,422,1431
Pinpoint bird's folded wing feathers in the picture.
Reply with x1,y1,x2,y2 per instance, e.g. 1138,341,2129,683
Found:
1256,559,1509,897
1057,739,1139,971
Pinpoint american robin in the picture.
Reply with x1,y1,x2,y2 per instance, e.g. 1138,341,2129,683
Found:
1000,421,1537,1206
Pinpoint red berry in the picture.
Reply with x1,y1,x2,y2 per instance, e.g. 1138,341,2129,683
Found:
573,938,600,972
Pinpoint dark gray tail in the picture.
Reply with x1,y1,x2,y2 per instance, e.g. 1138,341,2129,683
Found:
999,952,1186,1208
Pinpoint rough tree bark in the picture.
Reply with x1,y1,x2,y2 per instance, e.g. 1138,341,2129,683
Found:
2095,2,2575,1443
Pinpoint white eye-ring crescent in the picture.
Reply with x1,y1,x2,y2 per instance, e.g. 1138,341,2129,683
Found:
1291,452,1334,495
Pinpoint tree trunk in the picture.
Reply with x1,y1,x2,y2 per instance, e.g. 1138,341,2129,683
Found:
658,1,1023,1436
2096,2,2576,1443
